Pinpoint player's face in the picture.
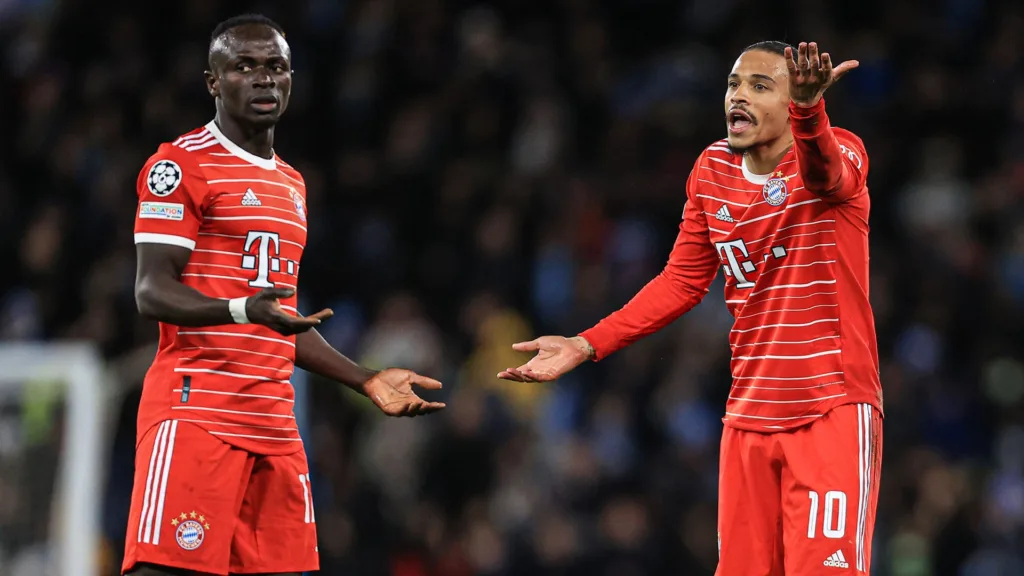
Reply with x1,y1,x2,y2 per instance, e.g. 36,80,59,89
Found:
724,50,790,151
208,26,292,128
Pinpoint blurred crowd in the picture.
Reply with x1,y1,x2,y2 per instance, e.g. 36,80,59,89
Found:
3,0,1024,574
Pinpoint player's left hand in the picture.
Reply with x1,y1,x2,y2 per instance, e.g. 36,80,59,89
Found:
786,42,858,108
363,368,446,417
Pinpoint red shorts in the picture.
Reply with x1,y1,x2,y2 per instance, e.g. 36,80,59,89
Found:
122,420,319,575
716,403,882,576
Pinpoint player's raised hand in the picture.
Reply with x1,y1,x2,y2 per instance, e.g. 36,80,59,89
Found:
786,42,858,107
244,288,333,336
364,368,446,417
497,335,594,383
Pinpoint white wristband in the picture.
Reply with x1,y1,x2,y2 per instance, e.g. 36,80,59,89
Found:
228,297,250,324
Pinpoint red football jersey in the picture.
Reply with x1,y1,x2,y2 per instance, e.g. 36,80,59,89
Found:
133,122,309,455
581,100,882,432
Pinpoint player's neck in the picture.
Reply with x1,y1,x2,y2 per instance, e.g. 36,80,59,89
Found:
742,133,794,176
213,113,275,160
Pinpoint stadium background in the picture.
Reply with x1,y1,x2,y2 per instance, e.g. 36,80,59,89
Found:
2,0,1024,574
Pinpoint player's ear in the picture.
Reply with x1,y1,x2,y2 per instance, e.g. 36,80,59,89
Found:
204,70,219,98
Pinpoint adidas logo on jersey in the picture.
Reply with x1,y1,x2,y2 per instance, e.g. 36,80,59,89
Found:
715,204,735,223
241,189,261,206
823,550,849,568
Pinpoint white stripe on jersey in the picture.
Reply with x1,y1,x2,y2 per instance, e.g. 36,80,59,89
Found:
697,194,751,207
729,290,840,308
170,405,295,418
731,335,840,349
177,331,295,348
173,418,298,431
205,215,307,232
759,260,837,276
733,349,841,361
172,386,295,402
697,179,760,194
727,392,846,403
206,178,296,190
749,279,837,297
193,248,241,257
179,346,294,363
732,380,844,390
730,317,838,334
179,357,293,374
724,411,823,420
197,232,304,249
180,273,249,282
732,371,844,381
737,303,838,320
172,131,212,146
173,367,290,383
707,157,742,169
735,197,821,228
748,229,835,247
183,139,222,152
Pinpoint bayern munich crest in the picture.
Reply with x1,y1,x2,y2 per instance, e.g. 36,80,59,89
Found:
171,511,209,551
762,176,788,206
147,160,183,197
290,189,306,222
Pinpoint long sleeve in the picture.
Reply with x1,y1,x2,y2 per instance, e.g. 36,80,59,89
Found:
789,99,869,203
579,163,722,361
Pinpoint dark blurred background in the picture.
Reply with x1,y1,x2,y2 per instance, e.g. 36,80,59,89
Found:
2,0,1024,574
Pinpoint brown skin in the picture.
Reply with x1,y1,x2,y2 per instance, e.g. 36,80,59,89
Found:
498,41,857,384
132,22,442,576
725,42,858,174
135,26,443,416
205,24,291,158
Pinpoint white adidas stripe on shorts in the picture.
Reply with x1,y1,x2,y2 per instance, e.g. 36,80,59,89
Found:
137,420,179,545
855,404,875,572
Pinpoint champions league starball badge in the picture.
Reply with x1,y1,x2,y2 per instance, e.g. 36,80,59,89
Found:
762,176,788,206
147,160,183,197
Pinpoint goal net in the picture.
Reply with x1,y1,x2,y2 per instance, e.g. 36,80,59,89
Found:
0,343,107,576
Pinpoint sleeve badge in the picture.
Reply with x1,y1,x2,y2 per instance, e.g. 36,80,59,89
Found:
147,160,183,197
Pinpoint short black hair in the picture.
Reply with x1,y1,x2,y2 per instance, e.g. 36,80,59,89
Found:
211,14,285,42
742,40,794,57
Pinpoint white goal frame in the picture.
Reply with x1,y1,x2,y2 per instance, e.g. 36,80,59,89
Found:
0,343,106,576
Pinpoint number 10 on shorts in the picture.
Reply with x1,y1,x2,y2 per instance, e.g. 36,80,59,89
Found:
807,490,846,539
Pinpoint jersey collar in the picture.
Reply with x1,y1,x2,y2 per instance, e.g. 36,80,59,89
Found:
740,155,771,185
205,121,278,171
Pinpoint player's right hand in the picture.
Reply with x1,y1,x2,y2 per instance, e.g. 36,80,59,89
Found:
497,335,594,382
244,288,333,336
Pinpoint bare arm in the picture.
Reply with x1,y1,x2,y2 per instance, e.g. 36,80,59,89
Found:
294,326,446,416
134,243,233,325
134,243,330,334
294,329,377,394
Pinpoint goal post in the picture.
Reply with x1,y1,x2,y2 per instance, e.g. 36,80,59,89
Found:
0,342,107,576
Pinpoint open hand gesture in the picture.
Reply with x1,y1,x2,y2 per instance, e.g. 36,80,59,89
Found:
245,288,333,335
786,42,858,107
364,368,446,417
497,335,594,383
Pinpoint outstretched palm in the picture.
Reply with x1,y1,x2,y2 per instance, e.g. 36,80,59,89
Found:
786,42,858,107
364,368,446,417
497,335,593,383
